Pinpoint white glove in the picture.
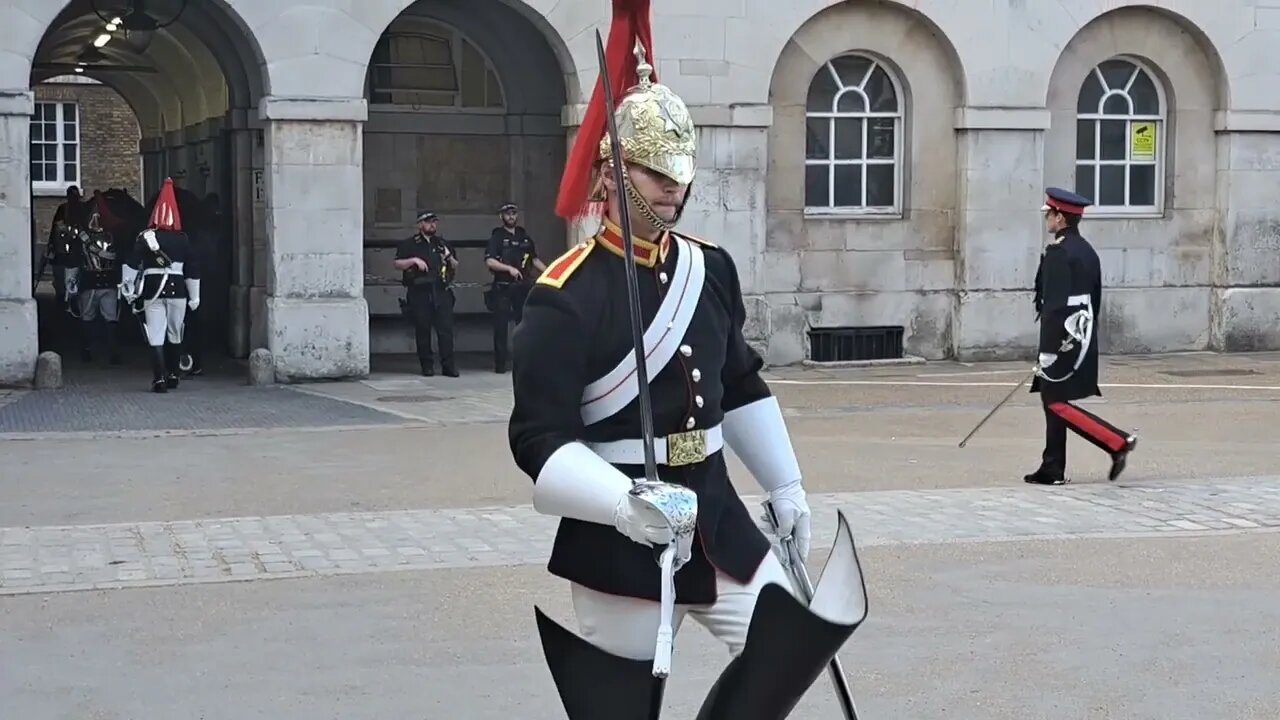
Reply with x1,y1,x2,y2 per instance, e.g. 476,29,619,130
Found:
142,229,160,252
764,479,811,560
612,491,676,548
185,278,201,311
119,266,139,302
1038,352,1057,369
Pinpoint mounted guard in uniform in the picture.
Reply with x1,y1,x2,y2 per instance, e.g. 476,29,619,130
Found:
120,177,202,394
507,1,869,717
1026,187,1139,485
64,196,124,364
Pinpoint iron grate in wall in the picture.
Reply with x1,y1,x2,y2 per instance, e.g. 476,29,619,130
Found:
807,326,905,362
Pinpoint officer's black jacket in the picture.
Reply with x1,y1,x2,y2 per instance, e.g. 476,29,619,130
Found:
125,230,200,299
1031,226,1102,401
395,233,455,290
508,225,772,604
485,226,538,282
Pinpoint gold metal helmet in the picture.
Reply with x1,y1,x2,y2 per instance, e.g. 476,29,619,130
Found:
597,43,696,185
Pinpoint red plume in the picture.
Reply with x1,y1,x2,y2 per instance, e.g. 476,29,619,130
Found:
555,0,657,221
148,177,183,232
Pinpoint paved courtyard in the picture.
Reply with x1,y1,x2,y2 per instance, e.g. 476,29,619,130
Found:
2,351,1280,718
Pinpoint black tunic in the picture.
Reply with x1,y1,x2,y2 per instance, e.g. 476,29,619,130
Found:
1031,227,1102,402
508,229,772,605
485,226,539,282
125,230,201,300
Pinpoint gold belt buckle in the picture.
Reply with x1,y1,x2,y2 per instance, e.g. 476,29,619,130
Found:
666,429,707,467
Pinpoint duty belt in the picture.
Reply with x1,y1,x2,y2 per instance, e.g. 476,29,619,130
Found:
587,424,723,467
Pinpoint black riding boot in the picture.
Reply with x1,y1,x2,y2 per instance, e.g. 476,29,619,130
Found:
150,346,168,393
105,322,122,365
163,342,181,389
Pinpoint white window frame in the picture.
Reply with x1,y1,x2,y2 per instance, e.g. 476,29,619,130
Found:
803,53,904,218
1074,55,1166,218
31,101,81,195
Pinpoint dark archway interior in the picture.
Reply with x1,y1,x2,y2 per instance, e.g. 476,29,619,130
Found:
29,0,266,381
360,0,570,365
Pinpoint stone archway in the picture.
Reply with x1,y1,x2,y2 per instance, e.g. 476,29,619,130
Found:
360,0,572,365
0,0,272,384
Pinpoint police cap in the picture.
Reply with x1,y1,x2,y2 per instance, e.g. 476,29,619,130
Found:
416,210,438,223
1041,187,1092,216
499,203,519,213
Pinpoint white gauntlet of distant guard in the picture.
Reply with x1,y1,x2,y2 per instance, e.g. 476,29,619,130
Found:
185,278,201,311
119,265,140,302
724,396,812,560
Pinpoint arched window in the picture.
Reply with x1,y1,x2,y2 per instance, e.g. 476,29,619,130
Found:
1075,57,1165,213
804,54,903,214
368,17,504,109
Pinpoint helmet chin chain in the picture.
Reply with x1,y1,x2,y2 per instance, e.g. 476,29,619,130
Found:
622,172,685,232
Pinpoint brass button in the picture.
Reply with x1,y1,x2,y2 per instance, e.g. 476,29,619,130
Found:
679,344,692,357
695,395,704,408
659,272,669,284
685,416,696,429
691,368,701,382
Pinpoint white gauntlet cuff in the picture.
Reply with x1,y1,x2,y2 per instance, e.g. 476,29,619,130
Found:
723,396,803,493
532,442,633,525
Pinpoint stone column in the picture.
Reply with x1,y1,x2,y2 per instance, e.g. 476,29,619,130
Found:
1211,111,1280,351
952,108,1051,361
0,90,37,385
139,136,166,198
259,96,369,381
225,108,261,359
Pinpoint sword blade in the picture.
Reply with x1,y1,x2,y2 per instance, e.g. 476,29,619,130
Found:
593,30,659,485
593,30,673,695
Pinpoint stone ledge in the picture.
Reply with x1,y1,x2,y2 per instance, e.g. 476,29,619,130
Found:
954,106,1051,131
0,90,34,116
259,96,368,123
1214,110,1280,133
561,103,772,128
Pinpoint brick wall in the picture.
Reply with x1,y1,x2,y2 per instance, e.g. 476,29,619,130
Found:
31,77,141,245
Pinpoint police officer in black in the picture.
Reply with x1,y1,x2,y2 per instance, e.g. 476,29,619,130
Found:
484,203,545,373
1027,187,1138,485
393,211,459,377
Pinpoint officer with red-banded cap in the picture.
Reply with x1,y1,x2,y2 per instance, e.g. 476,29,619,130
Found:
1028,187,1138,485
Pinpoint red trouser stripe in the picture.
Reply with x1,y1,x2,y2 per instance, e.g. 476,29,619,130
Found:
1047,402,1127,452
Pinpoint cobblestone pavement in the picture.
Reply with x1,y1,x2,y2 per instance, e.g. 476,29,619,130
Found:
0,384,405,434
3,476,1277,596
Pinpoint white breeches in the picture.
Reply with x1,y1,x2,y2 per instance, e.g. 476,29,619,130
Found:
570,549,795,661
78,289,119,323
143,299,187,346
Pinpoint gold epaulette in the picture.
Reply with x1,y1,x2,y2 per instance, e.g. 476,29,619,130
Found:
536,240,596,289
675,232,717,248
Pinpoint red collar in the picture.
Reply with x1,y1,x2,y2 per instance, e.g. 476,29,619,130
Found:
595,217,670,268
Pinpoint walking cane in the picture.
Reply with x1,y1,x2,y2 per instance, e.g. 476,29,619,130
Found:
957,366,1039,448
764,502,860,719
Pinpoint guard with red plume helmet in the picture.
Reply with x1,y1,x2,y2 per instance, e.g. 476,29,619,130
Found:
120,177,203,393
507,2,869,718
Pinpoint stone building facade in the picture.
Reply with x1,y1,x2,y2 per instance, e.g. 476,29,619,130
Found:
30,74,142,251
1,0,1277,385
